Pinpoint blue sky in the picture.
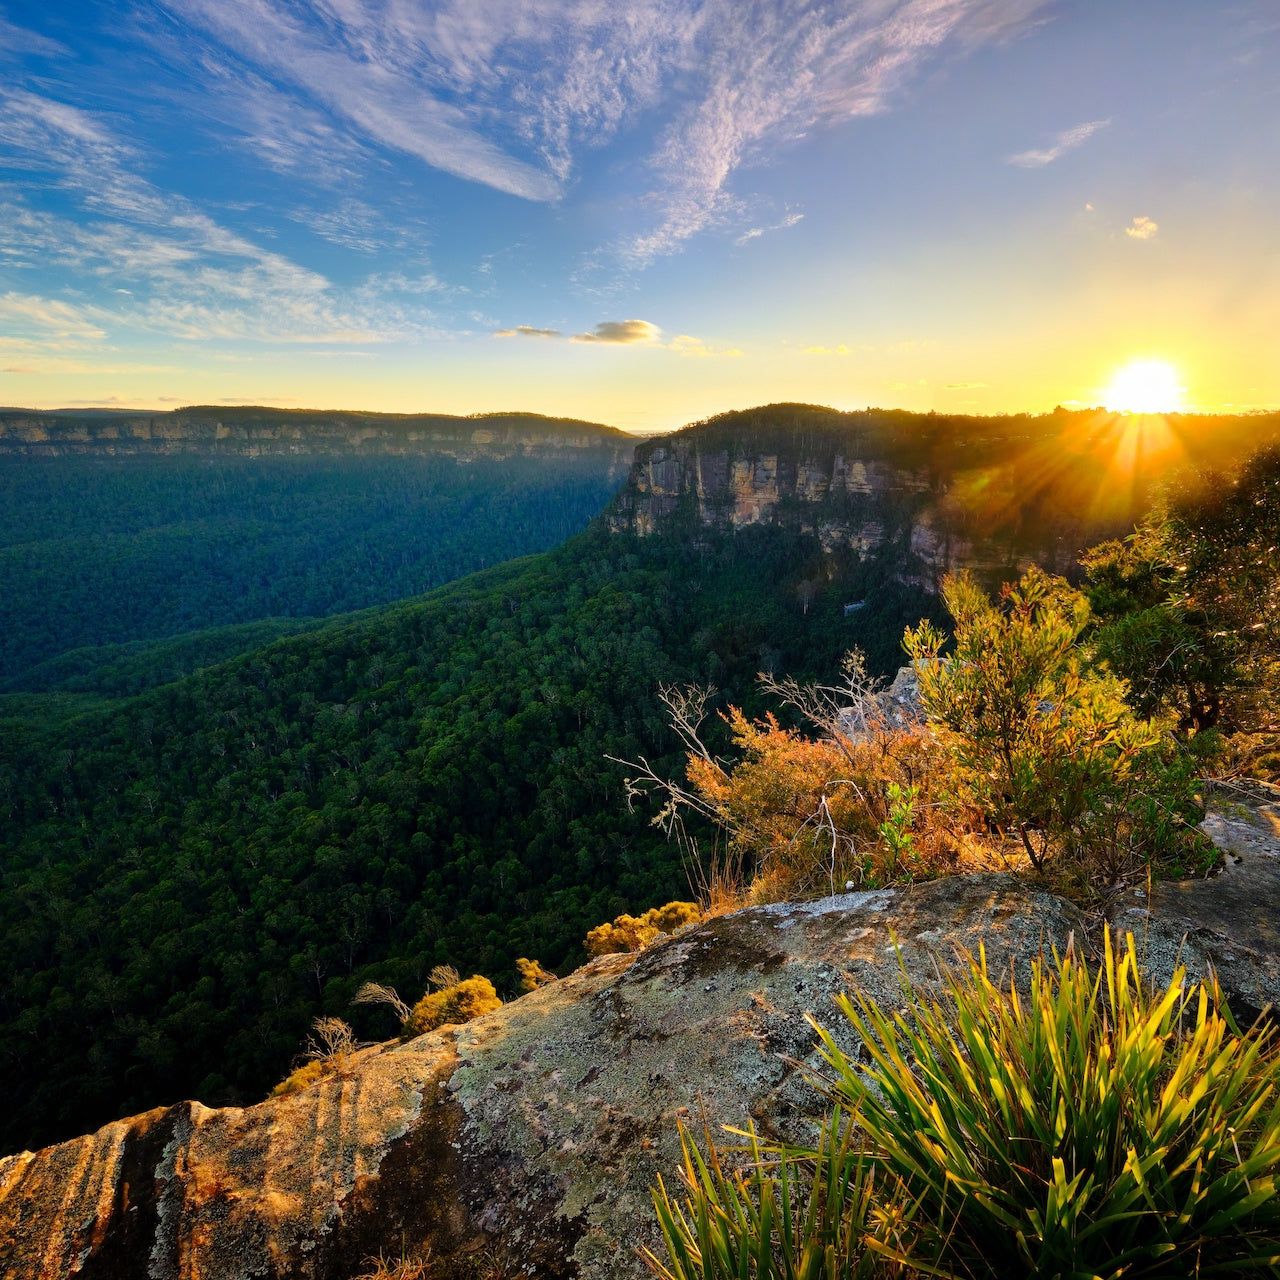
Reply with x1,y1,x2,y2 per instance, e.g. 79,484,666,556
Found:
1,0,1277,431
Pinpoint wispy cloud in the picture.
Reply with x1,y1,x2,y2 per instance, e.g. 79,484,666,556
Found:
1008,119,1110,168
143,0,1049,266
624,0,1052,264
0,91,444,345
736,210,804,246
494,325,563,338
0,14,69,62
571,319,662,344
1125,214,1159,240
668,333,741,357
162,0,561,201
0,290,110,341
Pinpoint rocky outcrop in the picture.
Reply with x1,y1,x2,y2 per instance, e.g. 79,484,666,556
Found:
0,875,1085,1280
5,798,1279,1280
1111,782,1280,1026
605,413,1084,588
0,409,634,464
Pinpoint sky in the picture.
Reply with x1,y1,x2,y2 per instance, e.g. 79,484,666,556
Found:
1,1,1277,434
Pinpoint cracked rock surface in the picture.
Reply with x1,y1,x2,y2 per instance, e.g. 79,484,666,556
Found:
0,875,1086,1280
1111,783,1280,1025
5,838,1279,1280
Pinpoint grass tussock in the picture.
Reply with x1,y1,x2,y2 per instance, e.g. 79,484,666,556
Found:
650,929,1280,1279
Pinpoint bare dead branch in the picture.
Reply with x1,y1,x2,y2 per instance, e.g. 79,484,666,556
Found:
657,682,719,763
352,981,412,1023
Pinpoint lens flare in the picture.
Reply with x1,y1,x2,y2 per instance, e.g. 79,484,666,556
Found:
1101,360,1185,414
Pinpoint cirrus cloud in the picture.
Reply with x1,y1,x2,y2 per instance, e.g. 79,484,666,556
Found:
145,0,1051,265
1008,119,1109,168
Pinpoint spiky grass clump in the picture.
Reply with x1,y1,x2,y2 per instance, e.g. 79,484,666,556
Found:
648,1114,915,1280
650,931,1280,1279
819,930,1280,1276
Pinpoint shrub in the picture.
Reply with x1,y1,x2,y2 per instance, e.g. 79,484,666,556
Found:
400,975,502,1041
651,930,1280,1278
585,901,703,957
904,568,1203,879
684,708,951,902
270,1057,328,1099
515,957,557,992
614,658,955,908
648,1115,913,1280
269,1015,362,1098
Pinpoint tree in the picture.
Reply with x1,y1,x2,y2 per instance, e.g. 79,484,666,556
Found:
1084,445,1280,734
903,568,1192,876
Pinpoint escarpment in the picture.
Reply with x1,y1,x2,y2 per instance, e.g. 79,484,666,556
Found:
605,403,1280,589
0,408,634,464
7,826,1280,1280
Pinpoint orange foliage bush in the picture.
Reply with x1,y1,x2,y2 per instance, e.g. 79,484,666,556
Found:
687,707,953,901
515,957,557,992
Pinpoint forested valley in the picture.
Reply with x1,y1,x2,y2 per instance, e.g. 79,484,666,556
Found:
3,402,1278,1159
0,450,625,693
0,492,937,1153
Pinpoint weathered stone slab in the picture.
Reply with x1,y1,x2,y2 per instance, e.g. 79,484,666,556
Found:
0,875,1085,1280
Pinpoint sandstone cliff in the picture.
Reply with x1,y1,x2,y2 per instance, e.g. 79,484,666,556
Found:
4,796,1279,1280
605,404,1203,587
0,408,633,465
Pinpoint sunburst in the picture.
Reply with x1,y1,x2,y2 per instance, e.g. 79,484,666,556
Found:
1101,359,1186,414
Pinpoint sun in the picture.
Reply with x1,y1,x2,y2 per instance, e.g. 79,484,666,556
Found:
1101,359,1186,414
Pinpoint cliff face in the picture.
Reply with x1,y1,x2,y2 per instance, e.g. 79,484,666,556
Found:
0,409,634,464
607,426,1069,588
604,401,1280,589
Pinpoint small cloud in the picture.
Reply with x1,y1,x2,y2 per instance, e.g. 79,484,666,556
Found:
735,211,803,247
1008,119,1109,168
669,334,741,358
494,325,563,339
1125,215,1159,240
803,344,849,356
217,395,298,405
571,319,661,345
1084,202,1095,212
943,382,987,390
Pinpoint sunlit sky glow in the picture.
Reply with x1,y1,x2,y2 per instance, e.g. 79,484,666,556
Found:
1,1,1277,432
1101,359,1185,415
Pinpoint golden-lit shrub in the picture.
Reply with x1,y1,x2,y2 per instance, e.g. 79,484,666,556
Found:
586,913,660,957
270,1058,327,1099
687,707,954,903
515,957,557,992
400,975,502,1041
647,900,702,933
585,901,704,957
